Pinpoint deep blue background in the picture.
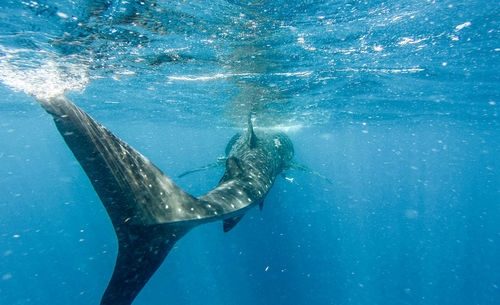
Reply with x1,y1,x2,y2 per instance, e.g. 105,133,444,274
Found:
1,88,498,305
1,0,499,305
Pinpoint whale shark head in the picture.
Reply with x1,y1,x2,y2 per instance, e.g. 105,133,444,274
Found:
225,130,294,173
270,132,294,169
223,117,295,174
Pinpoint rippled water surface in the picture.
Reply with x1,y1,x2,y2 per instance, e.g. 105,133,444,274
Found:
0,1,498,305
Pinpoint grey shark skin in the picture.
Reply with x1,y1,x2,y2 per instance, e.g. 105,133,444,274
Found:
35,96,294,305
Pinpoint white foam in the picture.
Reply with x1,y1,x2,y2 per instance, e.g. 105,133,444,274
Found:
167,73,233,81
0,47,89,99
455,22,471,31
398,37,427,45
168,71,314,81
274,71,313,77
254,124,304,133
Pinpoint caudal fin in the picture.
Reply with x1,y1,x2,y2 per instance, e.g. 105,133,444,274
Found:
101,224,188,305
36,96,222,305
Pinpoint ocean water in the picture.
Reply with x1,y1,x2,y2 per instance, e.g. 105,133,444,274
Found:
0,1,498,305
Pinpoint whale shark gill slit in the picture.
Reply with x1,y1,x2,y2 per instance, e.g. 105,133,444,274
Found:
35,95,296,305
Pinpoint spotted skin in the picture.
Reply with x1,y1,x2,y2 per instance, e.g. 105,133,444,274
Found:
201,131,294,218
36,96,294,305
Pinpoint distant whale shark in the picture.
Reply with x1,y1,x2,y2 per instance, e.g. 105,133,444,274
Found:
35,96,299,305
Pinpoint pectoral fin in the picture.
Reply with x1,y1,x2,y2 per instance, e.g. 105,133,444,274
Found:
178,157,226,178
289,162,332,184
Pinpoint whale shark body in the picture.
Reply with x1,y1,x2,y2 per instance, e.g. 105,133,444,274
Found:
36,96,296,305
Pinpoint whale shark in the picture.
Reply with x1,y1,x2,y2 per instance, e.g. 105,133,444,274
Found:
35,96,297,305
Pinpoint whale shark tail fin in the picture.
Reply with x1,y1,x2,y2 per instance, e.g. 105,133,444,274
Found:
35,95,209,226
35,96,214,305
100,224,189,305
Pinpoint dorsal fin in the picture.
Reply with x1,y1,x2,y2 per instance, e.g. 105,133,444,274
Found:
223,215,244,232
219,157,244,184
226,157,243,176
246,116,258,148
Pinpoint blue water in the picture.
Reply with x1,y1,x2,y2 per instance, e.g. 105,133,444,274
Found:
0,1,499,305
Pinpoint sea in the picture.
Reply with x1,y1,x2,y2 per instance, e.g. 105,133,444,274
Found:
0,1,498,305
